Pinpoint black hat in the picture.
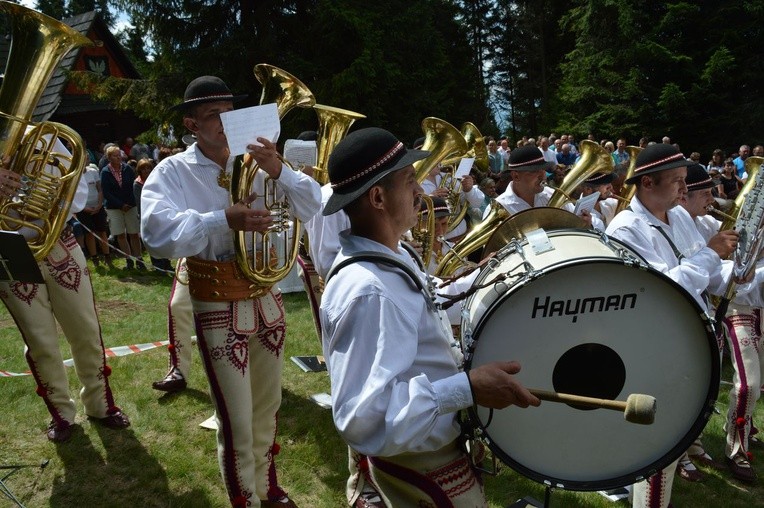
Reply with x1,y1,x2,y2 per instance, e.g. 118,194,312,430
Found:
323,127,430,215
420,196,450,218
624,144,689,184
584,172,615,186
170,76,247,112
508,144,554,172
685,163,715,190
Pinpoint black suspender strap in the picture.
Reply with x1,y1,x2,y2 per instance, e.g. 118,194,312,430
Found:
326,251,434,307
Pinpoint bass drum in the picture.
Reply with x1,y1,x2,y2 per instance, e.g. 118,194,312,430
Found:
462,229,719,491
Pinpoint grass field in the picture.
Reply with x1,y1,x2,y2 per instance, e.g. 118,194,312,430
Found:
0,262,762,507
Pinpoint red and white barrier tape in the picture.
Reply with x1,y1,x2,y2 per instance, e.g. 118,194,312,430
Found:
0,339,169,377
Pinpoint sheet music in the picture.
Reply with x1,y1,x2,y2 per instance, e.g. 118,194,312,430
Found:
220,103,280,156
455,157,475,179
573,191,600,215
283,139,317,167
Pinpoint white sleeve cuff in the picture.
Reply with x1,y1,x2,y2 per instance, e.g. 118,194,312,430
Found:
433,372,473,414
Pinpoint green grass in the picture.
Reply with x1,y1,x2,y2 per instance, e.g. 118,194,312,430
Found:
0,263,762,507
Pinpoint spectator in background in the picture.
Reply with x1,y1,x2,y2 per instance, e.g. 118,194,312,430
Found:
130,138,151,161
76,163,114,269
487,138,504,174
719,158,743,200
733,145,750,178
753,144,764,157
101,145,145,270
133,159,172,273
556,143,577,169
639,137,649,148
613,138,630,165
539,136,557,166
707,149,725,173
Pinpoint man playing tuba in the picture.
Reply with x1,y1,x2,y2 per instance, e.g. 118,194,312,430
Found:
141,76,321,508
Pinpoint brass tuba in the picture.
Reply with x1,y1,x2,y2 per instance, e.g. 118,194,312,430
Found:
547,139,615,208
312,104,366,185
460,122,489,173
230,64,315,293
412,117,468,184
435,199,509,277
0,1,93,260
411,195,436,268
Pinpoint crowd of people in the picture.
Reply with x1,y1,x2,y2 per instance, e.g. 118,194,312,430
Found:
70,137,185,273
2,71,762,508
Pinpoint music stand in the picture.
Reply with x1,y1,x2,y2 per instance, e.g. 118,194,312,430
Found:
0,231,43,283
0,460,49,507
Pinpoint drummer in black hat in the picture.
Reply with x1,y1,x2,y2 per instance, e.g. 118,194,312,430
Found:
141,75,321,508
606,144,739,508
319,127,539,507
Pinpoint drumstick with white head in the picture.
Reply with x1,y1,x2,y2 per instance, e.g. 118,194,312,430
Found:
529,389,657,425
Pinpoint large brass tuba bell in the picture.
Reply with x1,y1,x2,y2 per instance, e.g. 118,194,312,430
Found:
312,104,366,186
547,139,615,208
412,117,468,184
459,122,489,173
230,64,315,293
0,1,93,260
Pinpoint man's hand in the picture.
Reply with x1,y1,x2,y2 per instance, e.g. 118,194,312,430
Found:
0,167,21,198
460,175,474,193
708,229,739,259
121,204,133,212
431,187,449,198
225,191,274,232
468,361,541,409
246,138,283,179
578,209,593,227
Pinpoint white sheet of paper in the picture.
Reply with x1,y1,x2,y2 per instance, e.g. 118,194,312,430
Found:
573,191,600,215
454,157,474,179
283,139,317,167
220,103,280,156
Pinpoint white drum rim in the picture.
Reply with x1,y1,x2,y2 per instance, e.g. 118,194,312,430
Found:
463,258,720,491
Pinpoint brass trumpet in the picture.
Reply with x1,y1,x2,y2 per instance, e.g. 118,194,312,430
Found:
706,205,736,222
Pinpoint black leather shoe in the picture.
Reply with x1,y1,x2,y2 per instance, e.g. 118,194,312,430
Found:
152,368,187,393
46,420,73,443
90,410,131,429
261,496,298,508
726,454,757,483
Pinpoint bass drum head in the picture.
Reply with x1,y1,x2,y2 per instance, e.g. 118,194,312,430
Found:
466,260,719,491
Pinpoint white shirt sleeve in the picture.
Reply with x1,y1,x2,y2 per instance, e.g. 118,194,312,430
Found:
325,293,472,457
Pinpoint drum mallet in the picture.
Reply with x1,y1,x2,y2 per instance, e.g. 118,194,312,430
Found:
529,389,657,425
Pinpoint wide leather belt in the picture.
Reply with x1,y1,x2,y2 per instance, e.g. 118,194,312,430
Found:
186,256,269,302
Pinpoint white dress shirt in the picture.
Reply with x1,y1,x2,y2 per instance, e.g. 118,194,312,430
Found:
321,232,476,457
491,182,604,230
304,183,350,279
607,196,727,309
140,143,321,261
